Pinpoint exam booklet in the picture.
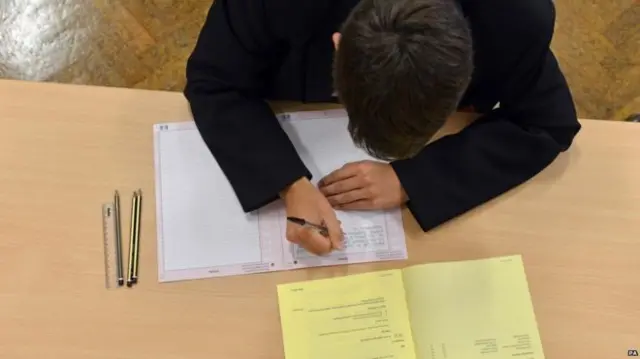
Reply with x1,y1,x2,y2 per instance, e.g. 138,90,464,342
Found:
277,255,545,359
153,110,407,282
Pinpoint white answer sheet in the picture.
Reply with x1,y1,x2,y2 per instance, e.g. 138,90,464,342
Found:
154,110,407,282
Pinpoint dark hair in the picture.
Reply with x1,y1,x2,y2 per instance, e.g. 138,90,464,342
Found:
333,0,473,160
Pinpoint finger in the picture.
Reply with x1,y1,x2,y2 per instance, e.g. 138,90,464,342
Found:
334,199,377,211
296,227,332,255
319,176,365,197
321,212,344,250
327,188,372,206
286,226,302,244
319,163,360,187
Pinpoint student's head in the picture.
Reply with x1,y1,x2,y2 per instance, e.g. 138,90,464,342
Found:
333,0,473,160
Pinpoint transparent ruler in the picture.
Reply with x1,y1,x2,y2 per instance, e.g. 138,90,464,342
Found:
101,203,117,289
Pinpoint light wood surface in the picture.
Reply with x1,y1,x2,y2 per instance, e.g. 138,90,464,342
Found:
0,79,638,359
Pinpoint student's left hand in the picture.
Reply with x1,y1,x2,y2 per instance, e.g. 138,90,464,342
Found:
318,160,408,210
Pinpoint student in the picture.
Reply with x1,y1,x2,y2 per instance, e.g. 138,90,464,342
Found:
184,0,581,255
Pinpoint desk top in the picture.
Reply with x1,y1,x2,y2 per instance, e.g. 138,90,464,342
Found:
0,79,638,359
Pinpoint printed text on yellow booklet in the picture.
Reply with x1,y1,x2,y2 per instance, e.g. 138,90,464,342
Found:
277,255,544,359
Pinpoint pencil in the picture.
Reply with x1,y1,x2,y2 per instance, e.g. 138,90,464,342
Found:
131,189,142,284
114,191,124,286
126,191,138,287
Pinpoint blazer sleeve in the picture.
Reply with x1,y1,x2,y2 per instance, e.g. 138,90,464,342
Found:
184,0,311,212
390,6,581,231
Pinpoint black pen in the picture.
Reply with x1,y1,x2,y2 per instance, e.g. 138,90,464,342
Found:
286,217,329,237
114,191,124,286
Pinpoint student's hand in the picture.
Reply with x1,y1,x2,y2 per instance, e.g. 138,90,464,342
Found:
280,177,344,255
318,161,408,210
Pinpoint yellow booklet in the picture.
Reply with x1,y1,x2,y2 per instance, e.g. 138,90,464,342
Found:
277,255,544,359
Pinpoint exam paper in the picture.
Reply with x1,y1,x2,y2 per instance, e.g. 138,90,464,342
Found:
270,111,407,268
403,255,545,359
277,270,417,359
276,255,545,359
153,110,407,282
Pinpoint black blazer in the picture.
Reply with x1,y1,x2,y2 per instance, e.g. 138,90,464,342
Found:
184,0,581,231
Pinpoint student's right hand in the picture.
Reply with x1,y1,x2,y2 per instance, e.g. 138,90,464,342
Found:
280,177,344,255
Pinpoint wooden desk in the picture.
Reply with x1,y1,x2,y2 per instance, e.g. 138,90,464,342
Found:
0,80,638,358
